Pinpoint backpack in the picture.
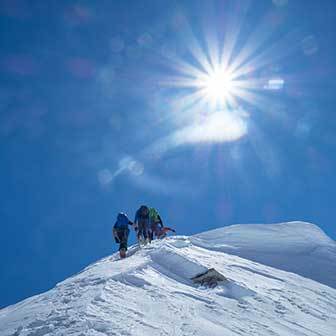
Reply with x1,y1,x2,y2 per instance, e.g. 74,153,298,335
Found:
115,213,129,229
139,205,149,218
149,208,159,222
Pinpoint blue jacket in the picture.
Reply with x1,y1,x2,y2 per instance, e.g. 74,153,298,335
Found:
114,213,133,230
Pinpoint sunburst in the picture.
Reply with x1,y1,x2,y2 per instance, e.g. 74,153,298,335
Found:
157,8,292,146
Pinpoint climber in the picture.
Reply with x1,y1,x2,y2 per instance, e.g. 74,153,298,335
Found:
113,212,134,258
149,207,164,241
134,205,151,245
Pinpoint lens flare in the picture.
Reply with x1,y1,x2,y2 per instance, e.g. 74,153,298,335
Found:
149,6,296,159
174,110,247,144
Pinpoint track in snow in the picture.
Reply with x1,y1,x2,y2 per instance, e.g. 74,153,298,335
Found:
1,224,336,336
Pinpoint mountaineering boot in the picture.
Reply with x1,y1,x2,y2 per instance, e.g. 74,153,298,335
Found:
119,248,126,259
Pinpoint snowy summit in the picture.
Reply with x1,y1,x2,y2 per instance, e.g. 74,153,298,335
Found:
1,221,336,336
192,221,336,289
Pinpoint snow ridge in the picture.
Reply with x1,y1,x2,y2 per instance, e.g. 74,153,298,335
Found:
1,222,336,336
192,221,336,288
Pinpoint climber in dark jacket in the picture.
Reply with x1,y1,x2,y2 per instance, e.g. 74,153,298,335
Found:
134,205,151,243
113,212,134,258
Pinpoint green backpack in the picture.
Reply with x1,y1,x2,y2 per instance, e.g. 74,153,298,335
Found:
149,208,159,222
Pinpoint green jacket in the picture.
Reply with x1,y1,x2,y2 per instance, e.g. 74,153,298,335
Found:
149,208,162,224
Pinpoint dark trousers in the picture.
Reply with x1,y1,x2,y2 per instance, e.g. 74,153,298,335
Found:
150,222,161,241
114,228,129,251
137,219,150,240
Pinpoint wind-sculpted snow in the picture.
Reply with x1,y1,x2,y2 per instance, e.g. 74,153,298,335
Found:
192,221,336,289
1,227,336,336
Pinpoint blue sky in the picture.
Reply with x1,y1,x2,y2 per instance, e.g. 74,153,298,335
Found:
1,0,335,308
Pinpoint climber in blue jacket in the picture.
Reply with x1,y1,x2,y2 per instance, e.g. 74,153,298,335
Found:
113,212,134,258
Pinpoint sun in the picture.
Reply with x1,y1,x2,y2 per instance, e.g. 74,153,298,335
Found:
202,67,235,104
156,9,290,149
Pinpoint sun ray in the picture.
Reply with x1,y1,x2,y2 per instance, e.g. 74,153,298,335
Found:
232,30,300,79
182,20,214,75
229,11,280,75
219,0,251,69
166,58,208,82
231,87,286,120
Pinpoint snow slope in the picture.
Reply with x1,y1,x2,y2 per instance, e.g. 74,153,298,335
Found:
191,221,336,289
1,223,336,336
